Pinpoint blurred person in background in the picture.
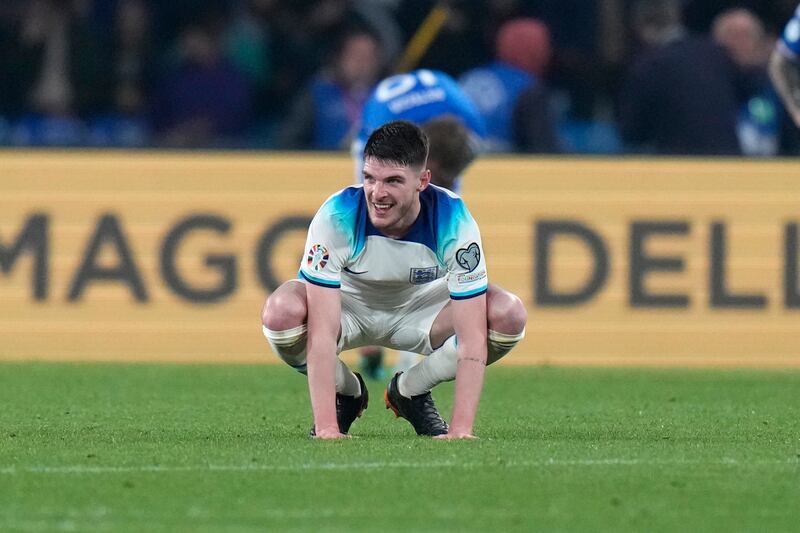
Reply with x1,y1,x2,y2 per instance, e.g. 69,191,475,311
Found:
682,0,794,36
770,4,800,128
277,28,385,150
89,0,154,147
1,0,104,145
223,0,274,129
459,17,561,153
713,8,798,156
534,0,617,128
151,13,252,148
266,0,401,133
352,68,486,378
618,0,742,155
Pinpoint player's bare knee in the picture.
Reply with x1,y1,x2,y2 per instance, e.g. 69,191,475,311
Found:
262,283,307,331
487,289,527,335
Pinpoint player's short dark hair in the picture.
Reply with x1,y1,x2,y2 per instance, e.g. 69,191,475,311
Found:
422,116,477,189
363,120,429,169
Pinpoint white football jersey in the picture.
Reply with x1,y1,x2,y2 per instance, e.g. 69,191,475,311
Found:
299,184,488,310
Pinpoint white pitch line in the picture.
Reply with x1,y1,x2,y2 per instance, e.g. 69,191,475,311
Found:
0,458,797,476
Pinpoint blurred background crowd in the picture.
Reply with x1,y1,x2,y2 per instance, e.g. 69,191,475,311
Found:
1,0,798,155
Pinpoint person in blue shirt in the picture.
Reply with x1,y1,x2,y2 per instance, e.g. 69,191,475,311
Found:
713,8,789,156
770,4,800,128
278,28,384,150
459,18,561,153
352,69,487,377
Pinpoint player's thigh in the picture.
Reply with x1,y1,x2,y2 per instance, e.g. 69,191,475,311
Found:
387,297,448,354
428,300,454,350
429,284,515,348
337,292,372,353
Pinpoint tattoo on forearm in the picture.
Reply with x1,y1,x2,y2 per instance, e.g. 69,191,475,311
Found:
458,357,486,366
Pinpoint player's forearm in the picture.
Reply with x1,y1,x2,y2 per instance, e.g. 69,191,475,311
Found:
449,340,487,434
769,48,800,126
306,337,339,433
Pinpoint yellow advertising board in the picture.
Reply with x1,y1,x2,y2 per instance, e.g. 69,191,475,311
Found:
1,151,799,366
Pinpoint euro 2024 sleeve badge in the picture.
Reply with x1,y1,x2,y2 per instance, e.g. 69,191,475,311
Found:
307,244,329,271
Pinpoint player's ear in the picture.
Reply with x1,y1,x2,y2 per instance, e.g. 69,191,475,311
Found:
418,169,431,191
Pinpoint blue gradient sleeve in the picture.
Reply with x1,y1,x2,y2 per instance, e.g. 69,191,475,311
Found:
435,191,489,299
298,187,363,287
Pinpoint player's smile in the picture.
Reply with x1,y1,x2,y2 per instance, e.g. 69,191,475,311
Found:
370,200,393,215
368,192,398,222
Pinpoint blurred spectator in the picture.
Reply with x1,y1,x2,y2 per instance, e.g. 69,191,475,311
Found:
352,0,403,62
278,29,384,150
513,84,563,154
713,8,798,156
266,1,401,124
618,0,742,155
712,9,772,68
770,3,800,129
300,0,401,60
2,0,799,154
224,0,273,100
151,18,252,148
533,0,615,122
18,0,104,117
459,18,560,153
220,0,276,145
683,0,796,37
1,0,104,145
88,0,154,147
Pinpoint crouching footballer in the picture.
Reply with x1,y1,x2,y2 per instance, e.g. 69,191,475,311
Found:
261,120,527,439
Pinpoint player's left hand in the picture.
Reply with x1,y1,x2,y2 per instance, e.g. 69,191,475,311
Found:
434,430,477,440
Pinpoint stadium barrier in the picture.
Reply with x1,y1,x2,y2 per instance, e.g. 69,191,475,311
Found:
1,151,799,366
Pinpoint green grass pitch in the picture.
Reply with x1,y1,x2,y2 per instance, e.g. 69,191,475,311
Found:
1,363,799,532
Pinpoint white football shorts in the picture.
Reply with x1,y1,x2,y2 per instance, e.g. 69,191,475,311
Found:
337,285,449,355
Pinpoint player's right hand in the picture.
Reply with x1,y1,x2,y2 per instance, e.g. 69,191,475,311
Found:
313,427,351,439
435,431,477,440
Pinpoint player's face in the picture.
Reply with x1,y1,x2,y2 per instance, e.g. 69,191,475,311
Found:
362,157,430,238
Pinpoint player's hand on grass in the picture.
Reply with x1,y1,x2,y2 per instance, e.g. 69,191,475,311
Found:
313,426,350,439
434,429,477,440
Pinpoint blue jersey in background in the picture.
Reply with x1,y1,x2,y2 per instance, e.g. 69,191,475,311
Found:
352,69,486,186
459,62,536,152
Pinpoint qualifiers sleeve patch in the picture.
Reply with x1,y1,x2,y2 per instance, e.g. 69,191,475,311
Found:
455,242,481,272
456,269,487,285
307,244,329,271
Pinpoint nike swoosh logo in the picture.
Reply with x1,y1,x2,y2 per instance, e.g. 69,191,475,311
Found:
343,267,368,275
